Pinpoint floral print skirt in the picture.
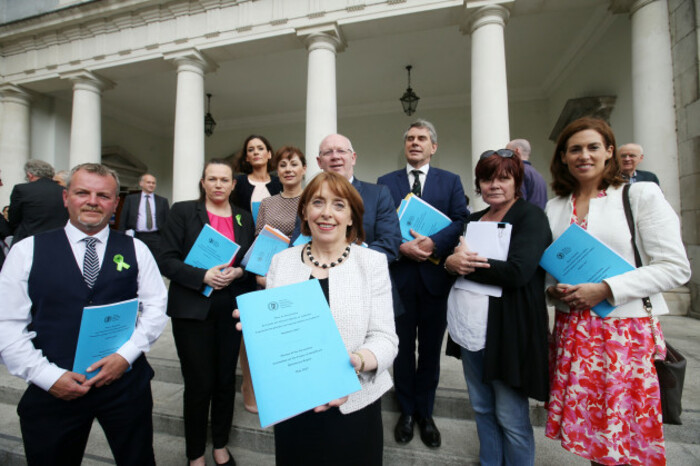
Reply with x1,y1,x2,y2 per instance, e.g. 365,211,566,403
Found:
545,309,667,466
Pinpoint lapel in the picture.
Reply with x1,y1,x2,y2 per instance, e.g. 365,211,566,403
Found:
397,169,411,195
352,177,365,196
195,201,209,228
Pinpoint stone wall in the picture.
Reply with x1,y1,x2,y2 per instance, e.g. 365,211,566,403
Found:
669,0,700,318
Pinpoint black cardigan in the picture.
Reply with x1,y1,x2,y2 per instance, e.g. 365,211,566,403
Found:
232,174,283,212
446,198,552,401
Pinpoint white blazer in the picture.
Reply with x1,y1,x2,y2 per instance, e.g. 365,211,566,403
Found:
266,244,398,414
545,182,691,318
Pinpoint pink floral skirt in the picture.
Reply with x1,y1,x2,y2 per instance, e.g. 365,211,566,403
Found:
546,309,667,466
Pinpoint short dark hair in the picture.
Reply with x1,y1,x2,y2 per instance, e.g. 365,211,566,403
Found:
236,135,273,174
550,117,625,197
298,172,365,245
474,151,524,198
198,159,234,202
274,146,306,169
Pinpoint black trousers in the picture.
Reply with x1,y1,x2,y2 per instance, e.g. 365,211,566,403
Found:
172,290,242,459
274,398,383,466
135,231,161,259
18,357,155,466
393,277,448,419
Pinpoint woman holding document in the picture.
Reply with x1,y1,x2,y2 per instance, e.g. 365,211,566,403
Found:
239,171,398,465
159,159,254,466
544,117,691,466
443,150,551,466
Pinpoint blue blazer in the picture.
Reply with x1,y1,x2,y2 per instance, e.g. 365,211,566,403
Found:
378,167,468,296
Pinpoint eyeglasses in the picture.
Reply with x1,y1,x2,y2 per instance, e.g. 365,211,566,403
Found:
619,153,640,159
320,148,352,158
479,149,514,160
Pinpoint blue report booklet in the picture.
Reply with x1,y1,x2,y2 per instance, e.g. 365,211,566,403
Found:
539,223,635,317
241,224,290,276
238,279,362,427
398,195,451,242
184,223,241,297
72,298,139,379
251,202,261,225
292,234,312,246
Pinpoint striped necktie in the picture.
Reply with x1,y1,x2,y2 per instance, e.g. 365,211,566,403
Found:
83,237,100,288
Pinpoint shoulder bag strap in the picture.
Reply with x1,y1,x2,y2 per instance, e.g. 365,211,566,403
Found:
622,184,662,356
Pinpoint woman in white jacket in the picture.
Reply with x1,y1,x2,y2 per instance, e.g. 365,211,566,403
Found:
544,117,691,466
255,171,398,465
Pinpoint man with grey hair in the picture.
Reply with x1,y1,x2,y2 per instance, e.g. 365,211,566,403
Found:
505,138,548,210
0,163,167,465
53,169,70,187
618,143,660,185
378,119,468,448
118,173,170,258
8,159,68,244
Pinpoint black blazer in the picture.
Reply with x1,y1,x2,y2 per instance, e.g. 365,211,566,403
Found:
158,200,255,320
118,192,169,231
232,174,282,212
8,177,68,244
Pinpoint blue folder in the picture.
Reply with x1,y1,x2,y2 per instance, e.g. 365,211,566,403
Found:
238,279,362,427
184,224,241,297
539,223,635,317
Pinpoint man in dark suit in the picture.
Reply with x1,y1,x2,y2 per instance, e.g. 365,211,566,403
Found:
0,163,168,465
8,159,68,244
118,173,169,258
378,119,468,448
619,143,660,185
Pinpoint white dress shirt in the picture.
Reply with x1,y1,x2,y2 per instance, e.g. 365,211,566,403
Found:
405,163,429,196
0,221,168,391
136,192,157,232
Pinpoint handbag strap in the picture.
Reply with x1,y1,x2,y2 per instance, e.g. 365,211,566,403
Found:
622,184,662,357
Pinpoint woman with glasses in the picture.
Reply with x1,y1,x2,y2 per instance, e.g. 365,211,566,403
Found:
544,118,690,466
444,149,551,466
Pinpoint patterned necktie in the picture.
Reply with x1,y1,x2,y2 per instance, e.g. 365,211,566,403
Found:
83,237,100,288
411,170,422,197
145,195,153,230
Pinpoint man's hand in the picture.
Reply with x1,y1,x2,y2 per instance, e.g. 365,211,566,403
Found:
399,229,435,262
83,353,130,388
48,372,90,400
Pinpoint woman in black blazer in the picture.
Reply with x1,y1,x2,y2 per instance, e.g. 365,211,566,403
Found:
159,159,255,466
232,134,282,212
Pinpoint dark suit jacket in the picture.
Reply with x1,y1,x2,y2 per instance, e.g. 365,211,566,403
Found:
158,200,255,320
378,167,468,296
0,215,10,269
118,192,169,231
232,174,282,212
631,169,660,185
8,177,68,244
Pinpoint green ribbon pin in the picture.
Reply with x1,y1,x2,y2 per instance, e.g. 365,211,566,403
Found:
235,214,242,226
113,254,131,271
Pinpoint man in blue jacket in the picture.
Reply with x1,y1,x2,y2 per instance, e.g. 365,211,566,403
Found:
378,120,468,448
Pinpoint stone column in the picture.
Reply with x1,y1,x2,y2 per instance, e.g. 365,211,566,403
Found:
0,84,32,206
165,49,217,203
62,71,114,168
629,0,680,212
297,25,346,179
465,4,511,210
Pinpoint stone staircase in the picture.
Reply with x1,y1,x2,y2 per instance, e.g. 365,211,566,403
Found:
1,314,699,465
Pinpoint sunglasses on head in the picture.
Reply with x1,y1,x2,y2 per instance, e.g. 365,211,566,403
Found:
479,149,514,160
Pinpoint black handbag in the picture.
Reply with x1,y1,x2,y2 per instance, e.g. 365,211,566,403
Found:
622,184,686,425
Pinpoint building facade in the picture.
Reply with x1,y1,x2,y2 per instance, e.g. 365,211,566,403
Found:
0,0,698,316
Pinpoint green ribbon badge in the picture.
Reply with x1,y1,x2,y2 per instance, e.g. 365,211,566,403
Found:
113,254,131,272
235,214,242,226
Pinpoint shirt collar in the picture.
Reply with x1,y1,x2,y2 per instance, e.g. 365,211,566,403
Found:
64,220,110,245
406,163,429,177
